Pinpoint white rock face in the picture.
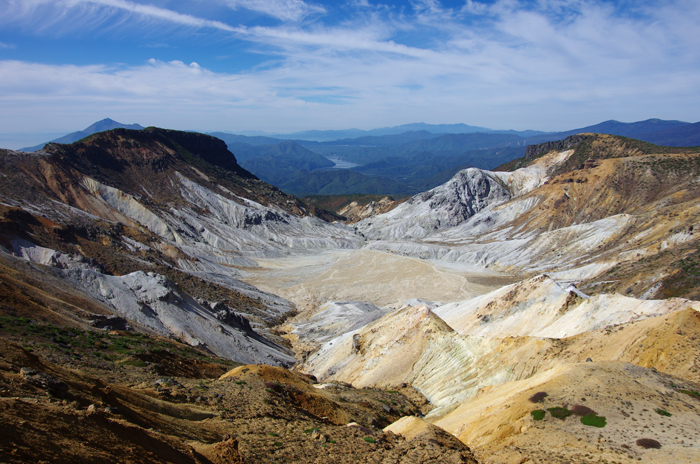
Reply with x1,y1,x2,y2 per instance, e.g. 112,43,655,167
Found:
301,304,500,412
77,173,364,272
171,173,362,258
363,207,631,281
4,237,297,365
64,269,296,366
355,168,511,240
353,151,573,243
434,275,699,339
286,300,388,345
9,238,102,272
302,283,700,416
81,177,177,241
491,149,574,197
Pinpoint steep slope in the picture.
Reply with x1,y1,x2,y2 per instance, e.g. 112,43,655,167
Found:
298,289,700,463
0,128,364,364
277,300,389,358
360,134,700,299
1,128,360,260
299,304,484,409
0,333,478,463
338,196,400,223
356,168,510,240
300,272,700,412
434,274,700,339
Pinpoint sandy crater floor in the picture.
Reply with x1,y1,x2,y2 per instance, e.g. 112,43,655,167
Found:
239,249,517,312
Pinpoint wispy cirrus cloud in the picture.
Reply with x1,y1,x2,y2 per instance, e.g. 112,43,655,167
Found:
0,0,240,33
219,0,326,22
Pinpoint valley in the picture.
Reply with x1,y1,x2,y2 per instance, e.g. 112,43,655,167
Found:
1,126,700,463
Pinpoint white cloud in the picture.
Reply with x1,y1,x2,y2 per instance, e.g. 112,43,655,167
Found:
0,0,240,33
220,0,326,22
0,0,699,134
0,42,16,49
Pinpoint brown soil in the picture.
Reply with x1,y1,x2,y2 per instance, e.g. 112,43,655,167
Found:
0,327,478,463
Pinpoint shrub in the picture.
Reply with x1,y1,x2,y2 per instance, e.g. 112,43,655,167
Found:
304,428,320,434
547,407,572,420
531,410,546,421
571,405,596,417
636,438,661,449
580,414,606,428
364,437,376,444
529,392,548,403
655,408,671,417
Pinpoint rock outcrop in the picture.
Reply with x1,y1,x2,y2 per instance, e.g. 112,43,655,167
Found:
355,168,510,240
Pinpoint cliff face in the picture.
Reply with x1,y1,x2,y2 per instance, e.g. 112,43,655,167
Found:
524,134,594,160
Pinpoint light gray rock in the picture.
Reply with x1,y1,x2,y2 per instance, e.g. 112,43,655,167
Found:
64,269,296,366
356,168,510,240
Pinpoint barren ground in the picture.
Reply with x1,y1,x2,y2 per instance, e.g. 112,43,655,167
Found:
239,249,516,312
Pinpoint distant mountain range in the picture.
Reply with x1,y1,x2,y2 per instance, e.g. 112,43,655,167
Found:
19,118,145,152
260,122,545,141
16,117,700,197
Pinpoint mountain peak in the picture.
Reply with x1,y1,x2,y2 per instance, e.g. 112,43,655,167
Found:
19,118,146,152
84,118,144,133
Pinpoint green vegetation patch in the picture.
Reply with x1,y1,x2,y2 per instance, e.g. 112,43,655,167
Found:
580,414,607,428
679,389,700,399
363,437,376,444
531,410,546,421
547,407,572,420
655,408,672,417
0,315,228,369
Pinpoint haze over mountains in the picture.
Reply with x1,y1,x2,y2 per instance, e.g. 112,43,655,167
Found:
19,117,700,199
2,123,700,462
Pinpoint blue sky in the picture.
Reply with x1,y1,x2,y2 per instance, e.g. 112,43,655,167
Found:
0,0,698,147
